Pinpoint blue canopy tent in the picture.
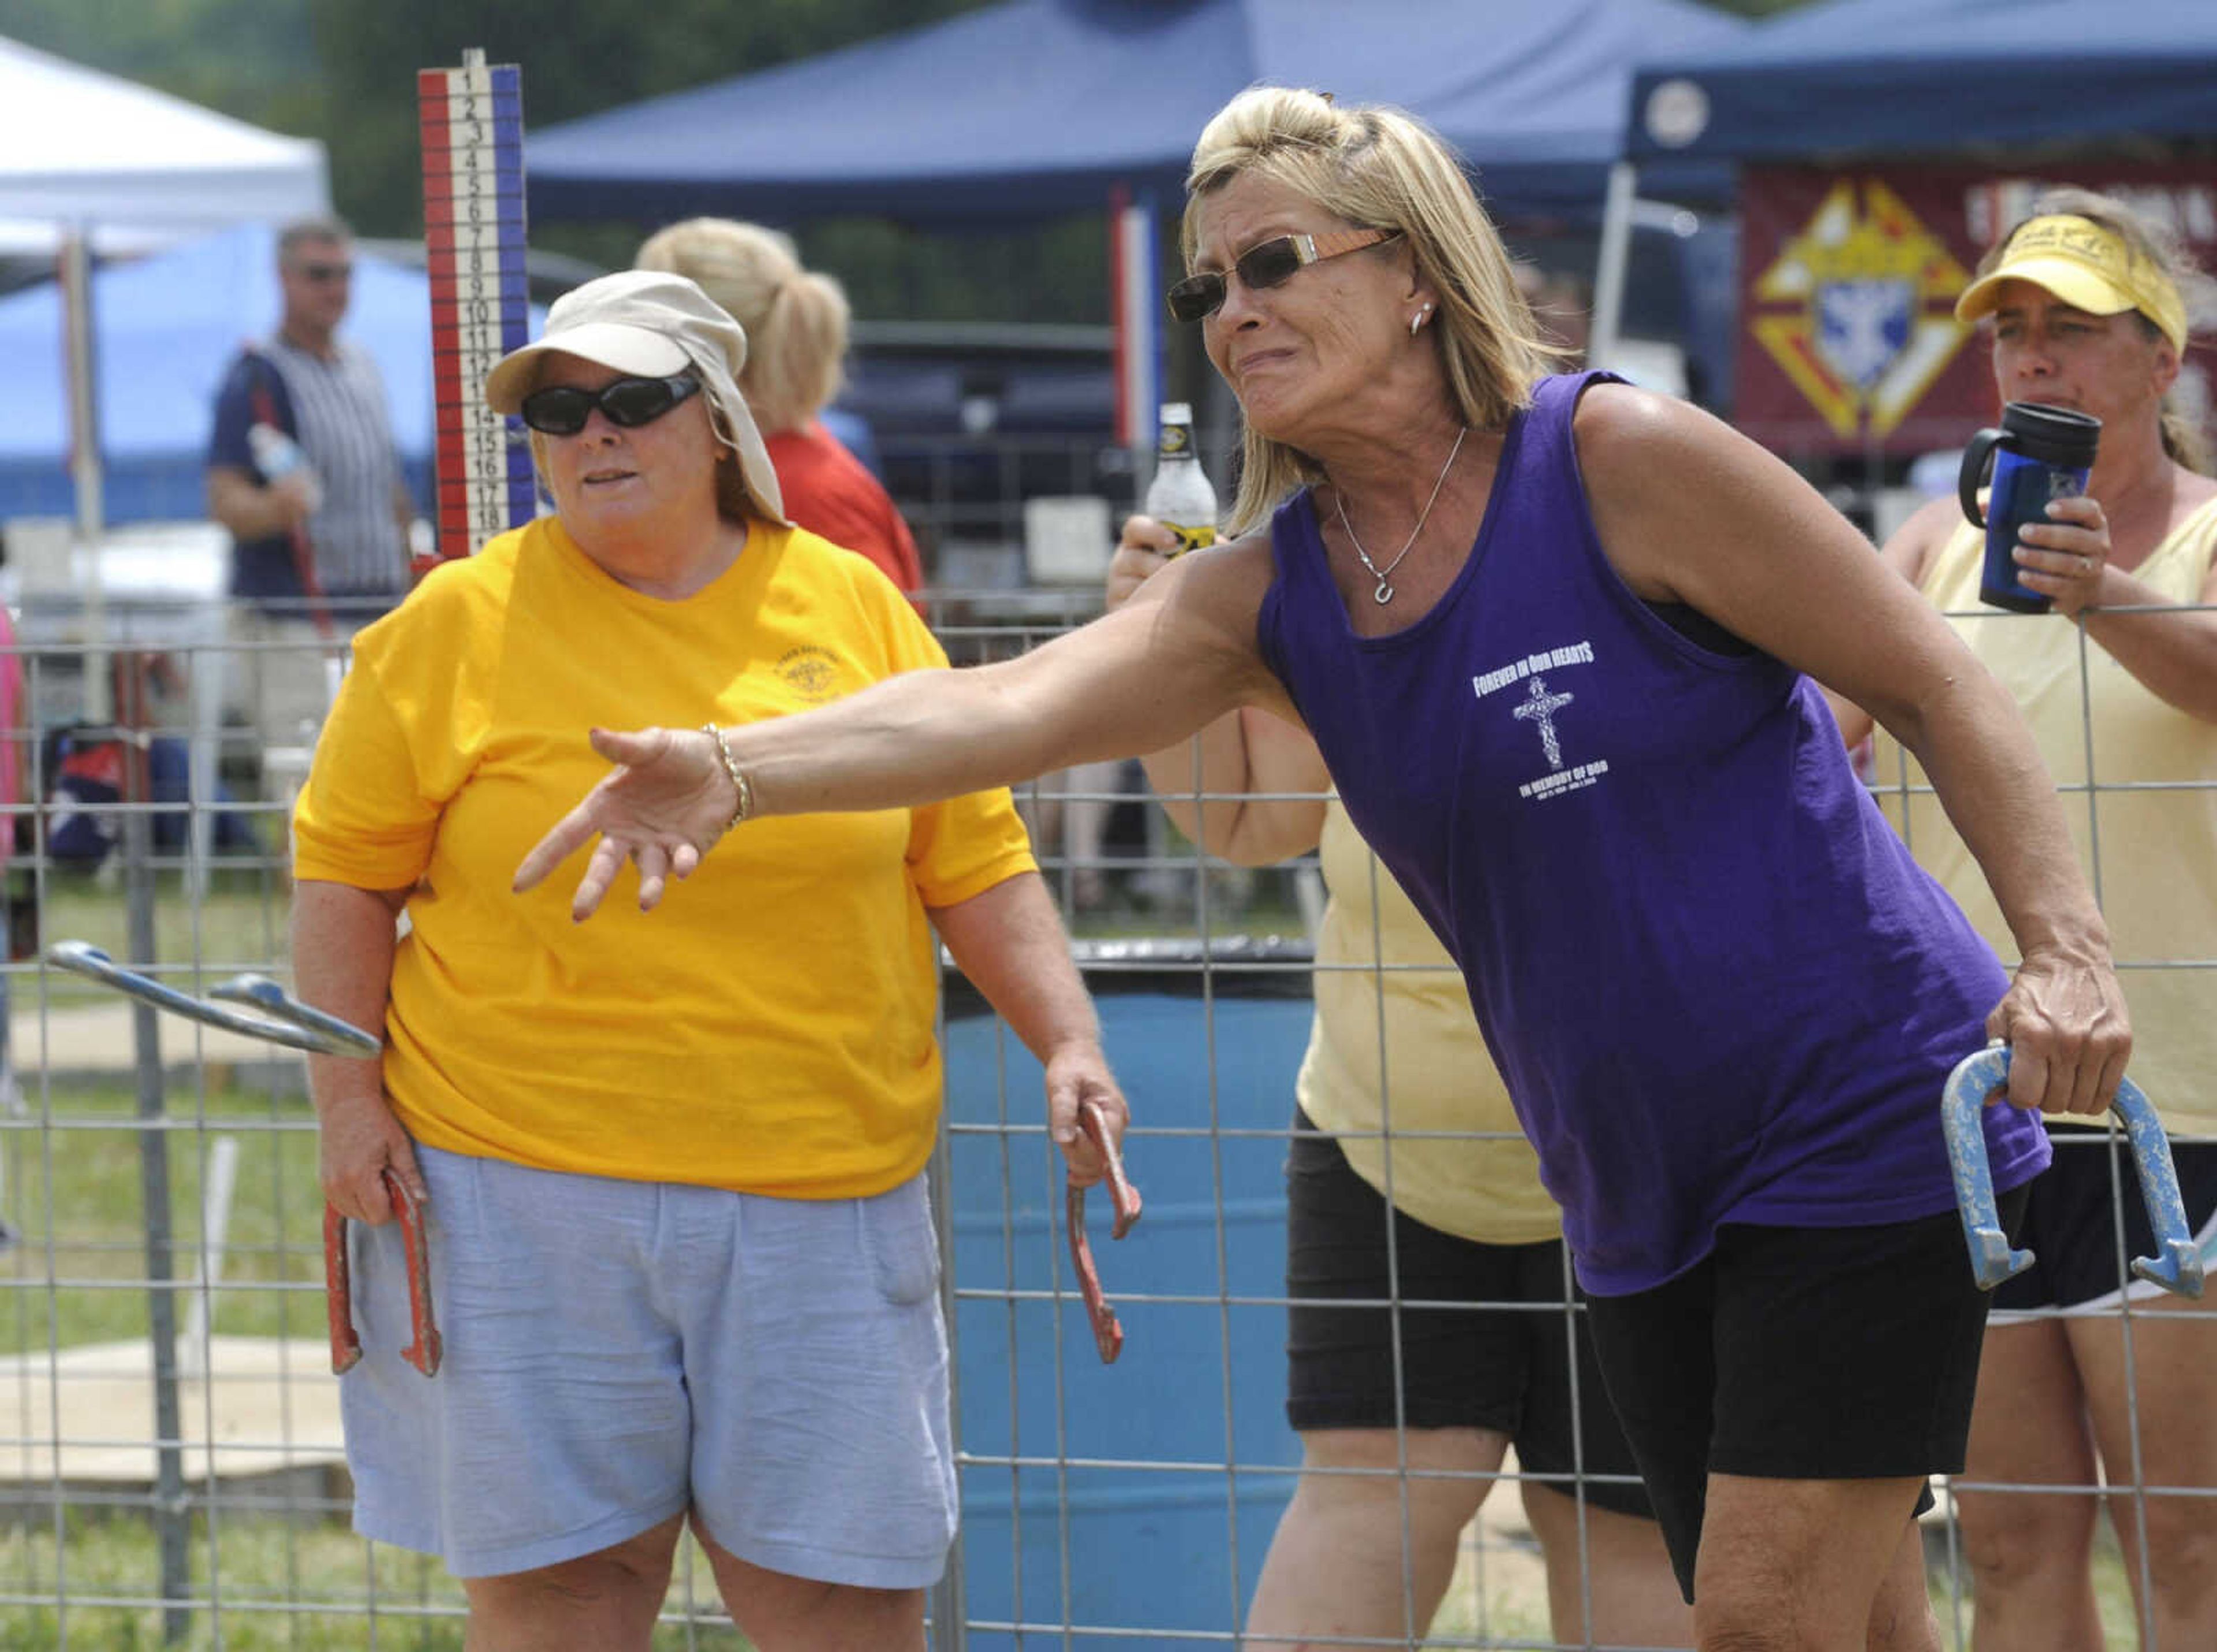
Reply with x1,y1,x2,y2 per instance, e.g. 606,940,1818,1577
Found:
0,223,547,526
1595,0,2217,357
529,0,1749,456
529,0,1746,230
1624,0,2217,166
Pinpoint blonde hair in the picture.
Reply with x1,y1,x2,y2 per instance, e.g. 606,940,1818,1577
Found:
1983,187,2215,474
635,218,849,434
1181,87,1567,532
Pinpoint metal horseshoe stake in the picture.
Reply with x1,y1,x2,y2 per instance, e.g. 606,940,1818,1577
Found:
47,941,382,1057
46,940,439,1375
1942,1043,2205,1297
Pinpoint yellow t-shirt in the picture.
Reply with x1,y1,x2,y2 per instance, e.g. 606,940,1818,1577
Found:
292,516,1036,1197
1871,498,2217,1140
1295,800,1559,1244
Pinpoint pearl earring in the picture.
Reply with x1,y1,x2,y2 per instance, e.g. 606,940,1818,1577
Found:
1409,304,1432,337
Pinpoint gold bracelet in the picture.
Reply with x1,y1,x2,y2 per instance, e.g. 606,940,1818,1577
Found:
700,724,755,833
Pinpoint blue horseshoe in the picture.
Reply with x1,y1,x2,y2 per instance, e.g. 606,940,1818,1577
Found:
1942,1043,2203,1297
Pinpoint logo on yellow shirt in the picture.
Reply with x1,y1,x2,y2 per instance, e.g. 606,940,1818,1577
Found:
778,645,843,702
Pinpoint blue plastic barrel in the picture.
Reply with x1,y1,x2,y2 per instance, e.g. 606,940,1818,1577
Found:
941,938,1313,1649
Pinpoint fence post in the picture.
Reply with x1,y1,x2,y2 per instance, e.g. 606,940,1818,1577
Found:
121,655,192,1643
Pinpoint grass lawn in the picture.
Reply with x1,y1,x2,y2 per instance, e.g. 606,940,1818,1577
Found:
0,1083,325,1354
0,1514,751,1650
33,867,296,970
1420,1505,2148,1649
0,1072,751,1647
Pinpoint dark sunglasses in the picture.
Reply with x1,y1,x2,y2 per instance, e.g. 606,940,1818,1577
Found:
296,260,353,284
519,374,702,437
1165,228,1402,323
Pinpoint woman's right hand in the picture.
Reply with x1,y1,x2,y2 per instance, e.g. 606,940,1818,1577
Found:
1105,514,1182,614
319,1090,427,1224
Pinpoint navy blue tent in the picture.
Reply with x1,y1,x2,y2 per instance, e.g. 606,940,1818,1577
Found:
529,0,1746,229
1625,0,2217,164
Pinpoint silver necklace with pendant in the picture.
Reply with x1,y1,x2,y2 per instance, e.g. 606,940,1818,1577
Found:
1331,426,1468,605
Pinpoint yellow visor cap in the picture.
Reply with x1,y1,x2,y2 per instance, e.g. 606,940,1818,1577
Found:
1956,215,2188,353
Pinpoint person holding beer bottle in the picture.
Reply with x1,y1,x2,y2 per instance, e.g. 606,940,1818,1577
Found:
1835,187,2217,1652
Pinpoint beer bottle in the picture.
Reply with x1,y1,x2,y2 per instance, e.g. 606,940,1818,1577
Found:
1144,402,1218,556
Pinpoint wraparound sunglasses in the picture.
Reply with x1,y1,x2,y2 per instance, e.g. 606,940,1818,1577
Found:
520,373,701,436
1165,228,1402,323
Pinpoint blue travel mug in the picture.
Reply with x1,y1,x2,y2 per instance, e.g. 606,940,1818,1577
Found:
1958,402,2101,614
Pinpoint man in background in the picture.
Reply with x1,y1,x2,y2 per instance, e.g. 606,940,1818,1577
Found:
206,217,416,753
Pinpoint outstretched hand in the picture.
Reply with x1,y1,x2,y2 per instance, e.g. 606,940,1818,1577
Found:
512,726,734,920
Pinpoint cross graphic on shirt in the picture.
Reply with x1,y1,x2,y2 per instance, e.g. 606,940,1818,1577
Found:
1513,674,1574,770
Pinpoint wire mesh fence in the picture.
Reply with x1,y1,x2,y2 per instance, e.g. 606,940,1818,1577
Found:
0,591,2206,1649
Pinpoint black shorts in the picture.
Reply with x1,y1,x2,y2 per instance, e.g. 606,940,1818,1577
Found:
1992,1127,2217,1315
1283,1111,1653,1519
1581,1189,2026,1602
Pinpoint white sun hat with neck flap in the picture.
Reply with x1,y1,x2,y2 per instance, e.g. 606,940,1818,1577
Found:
484,269,789,525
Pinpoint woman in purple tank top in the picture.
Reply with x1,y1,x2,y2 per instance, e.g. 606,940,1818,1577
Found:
521,89,2130,1650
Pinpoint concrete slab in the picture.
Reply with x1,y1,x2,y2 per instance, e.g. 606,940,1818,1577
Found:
13,1002,308,1085
0,1334,340,1486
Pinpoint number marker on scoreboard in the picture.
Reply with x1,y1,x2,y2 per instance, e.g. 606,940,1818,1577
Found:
419,49,534,560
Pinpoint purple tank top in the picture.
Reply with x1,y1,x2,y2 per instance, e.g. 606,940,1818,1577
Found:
1258,371,2050,1294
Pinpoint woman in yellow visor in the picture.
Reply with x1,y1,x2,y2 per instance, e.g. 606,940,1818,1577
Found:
1837,187,2217,1652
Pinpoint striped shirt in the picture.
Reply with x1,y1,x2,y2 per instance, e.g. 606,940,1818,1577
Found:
208,336,409,607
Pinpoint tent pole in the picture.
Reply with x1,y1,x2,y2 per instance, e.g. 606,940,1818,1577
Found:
1110,187,1160,471
1588,161,1637,373
59,229,111,726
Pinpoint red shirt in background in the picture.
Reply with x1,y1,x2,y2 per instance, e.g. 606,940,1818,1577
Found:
763,423,923,592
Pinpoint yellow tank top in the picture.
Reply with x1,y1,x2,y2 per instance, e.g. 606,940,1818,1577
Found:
1294,799,1560,1244
1870,497,2217,1139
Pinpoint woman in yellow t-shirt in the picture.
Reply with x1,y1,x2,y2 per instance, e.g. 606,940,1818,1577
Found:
292,271,1128,1652
1837,189,2217,1652
1084,521,1690,1649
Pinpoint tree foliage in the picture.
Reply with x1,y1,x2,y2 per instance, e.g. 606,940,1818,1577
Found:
302,0,989,239
2,0,1120,318
0,0,324,135
1,0,991,233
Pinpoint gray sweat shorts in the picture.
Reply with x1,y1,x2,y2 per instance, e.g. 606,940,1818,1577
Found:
339,1144,956,1584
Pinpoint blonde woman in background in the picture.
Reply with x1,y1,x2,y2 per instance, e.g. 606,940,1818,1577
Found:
1108,517,1689,1648
638,218,921,591
1837,188,2217,1652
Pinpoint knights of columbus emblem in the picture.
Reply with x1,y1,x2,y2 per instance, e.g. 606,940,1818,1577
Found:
1751,180,1973,439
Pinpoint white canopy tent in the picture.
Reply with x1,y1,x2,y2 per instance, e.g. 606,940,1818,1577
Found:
0,33,330,255
0,34,331,751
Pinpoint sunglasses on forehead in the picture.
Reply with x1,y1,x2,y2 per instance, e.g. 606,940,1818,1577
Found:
1165,228,1402,323
519,374,701,437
